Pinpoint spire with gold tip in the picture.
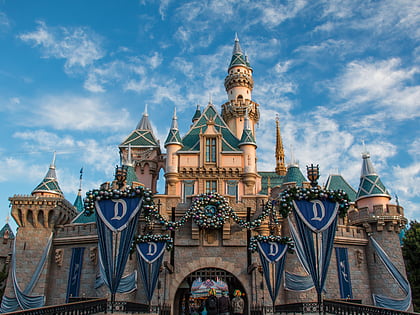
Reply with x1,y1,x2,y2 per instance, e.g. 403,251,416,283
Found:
32,152,63,198
275,115,287,176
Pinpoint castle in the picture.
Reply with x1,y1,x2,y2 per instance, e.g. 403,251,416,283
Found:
0,37,410,314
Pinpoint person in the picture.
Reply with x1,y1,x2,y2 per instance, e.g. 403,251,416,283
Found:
218,291,230,315
205,288,218,315
231,290,244,315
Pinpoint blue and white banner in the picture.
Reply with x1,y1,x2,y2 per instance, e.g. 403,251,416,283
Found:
257,241,288,305
335,247,352,299
292,199,339,295
95,197,142,295
66,247,85,302
293,199,338,232
136,241,166,302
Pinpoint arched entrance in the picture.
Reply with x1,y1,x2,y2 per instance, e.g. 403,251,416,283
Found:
174,267,247,315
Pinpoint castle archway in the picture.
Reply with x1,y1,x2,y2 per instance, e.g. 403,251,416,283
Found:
173,267,247,315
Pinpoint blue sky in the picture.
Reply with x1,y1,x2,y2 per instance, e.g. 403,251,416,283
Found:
0,0,419,231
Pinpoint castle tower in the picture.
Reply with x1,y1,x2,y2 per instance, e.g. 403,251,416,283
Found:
275,117,287,176
164,108,183,195
239,110,258,194
222,34,260,139
191,104,201,125
348,150,408,304
6,155,77,301
119,106,163,193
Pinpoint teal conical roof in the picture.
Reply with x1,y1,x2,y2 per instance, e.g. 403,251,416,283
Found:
239,111,256,146
165,108,183,147
73,190,84,212
356,152,390,200
229,34,251,70
192,104,201,122
32,153,63,197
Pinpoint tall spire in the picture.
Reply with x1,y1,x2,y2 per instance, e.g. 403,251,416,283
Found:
32,152,64,197
192,104,201,123
229,34,251,70
275,116,287,176
73,167,84,212
356,146,390,200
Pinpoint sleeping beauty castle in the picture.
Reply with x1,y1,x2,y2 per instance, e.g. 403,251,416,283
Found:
0,37,412,314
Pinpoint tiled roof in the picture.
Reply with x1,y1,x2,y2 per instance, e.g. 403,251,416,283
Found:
0,223,14,239
259,172,286,195
325,174,357,202
32,164,63,197
73,191,84,212
71,211,96,224
181,104,241,152
120,129,159,147
284,165,306,186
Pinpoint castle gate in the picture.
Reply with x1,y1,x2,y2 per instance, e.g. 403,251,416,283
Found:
173,267,247,315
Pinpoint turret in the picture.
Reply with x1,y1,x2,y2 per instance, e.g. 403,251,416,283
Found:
119,105,163,193
347,149,408,305
221,35,260,138
73,168,84,213
191,104,201,125
164,108,183,194
239,111,257,194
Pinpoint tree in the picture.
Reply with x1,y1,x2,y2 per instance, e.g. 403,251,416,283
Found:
402,221,420,312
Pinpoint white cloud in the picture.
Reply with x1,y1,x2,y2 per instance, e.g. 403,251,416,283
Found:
19,21,105,71
13,130,76,151
0,12,11,32
332,58,420,120
0,156,44,183
25,95,133,131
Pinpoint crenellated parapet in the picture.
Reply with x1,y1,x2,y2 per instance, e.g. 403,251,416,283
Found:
224,72,254,90
9,195,77,229
347,204,407,232
221,99,260,122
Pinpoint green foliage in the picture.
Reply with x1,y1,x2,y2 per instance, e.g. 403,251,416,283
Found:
402,221,420,312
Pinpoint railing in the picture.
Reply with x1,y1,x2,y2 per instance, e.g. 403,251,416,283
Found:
2,298,107,315
323,299,417,315
273,300,418,315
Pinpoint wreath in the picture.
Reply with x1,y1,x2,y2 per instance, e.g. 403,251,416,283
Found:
275,187,350,218
190,193,230,229
249,235,294,253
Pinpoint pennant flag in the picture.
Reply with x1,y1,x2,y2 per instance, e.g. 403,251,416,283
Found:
95,197,143,295
335,247,353,299
292,198,339,295
136,241,166,302
256,241,288,305
66,247,85,302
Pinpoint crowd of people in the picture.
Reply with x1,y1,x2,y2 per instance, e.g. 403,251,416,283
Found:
192,289,245,315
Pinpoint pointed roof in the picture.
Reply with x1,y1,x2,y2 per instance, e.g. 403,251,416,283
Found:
284,165,306,186
165,108,183,147
180,103,241,152
239,110,256,146
192,104,201,122
120,106,160,148
73,190,84,212
325,174,357,202
356,151,390,200
275,117,287,176
0,223,15,240
32,153,64,197
229,34,251,70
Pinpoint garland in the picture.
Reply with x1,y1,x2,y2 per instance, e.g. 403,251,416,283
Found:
276,187,350,218
133,234,173,251
83,185,154,216
249,235,294,253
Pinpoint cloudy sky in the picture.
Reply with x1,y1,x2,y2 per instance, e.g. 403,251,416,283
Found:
0,0,419,231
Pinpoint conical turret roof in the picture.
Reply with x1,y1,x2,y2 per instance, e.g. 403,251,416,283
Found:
120,105,160,148
239,110,256,146
165,108,183,147
284,164,306,186
192,104,201,122
32,153,64,197
356,151,390,200
229,34,251,70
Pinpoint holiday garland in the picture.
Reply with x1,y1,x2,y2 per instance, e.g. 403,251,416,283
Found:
249,235,295,253
275,186,350,218
132,234,173,251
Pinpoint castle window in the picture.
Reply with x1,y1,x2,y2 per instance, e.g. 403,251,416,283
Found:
206,180,217,193
226,180,238,202
182,180,195,203
205,138,216,163
237,95,243,102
